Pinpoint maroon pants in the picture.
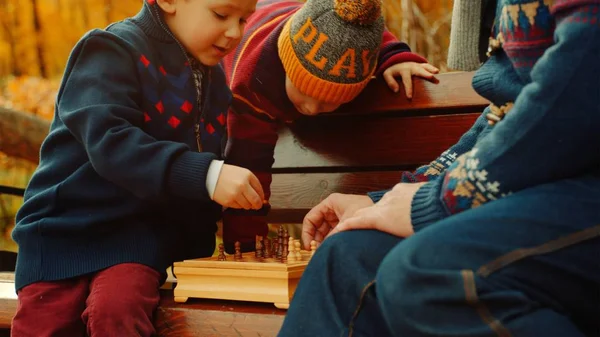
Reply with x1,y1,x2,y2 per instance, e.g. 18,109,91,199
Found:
11,263,161,337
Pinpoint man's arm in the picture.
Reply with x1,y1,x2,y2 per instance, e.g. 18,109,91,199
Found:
410,2,600,230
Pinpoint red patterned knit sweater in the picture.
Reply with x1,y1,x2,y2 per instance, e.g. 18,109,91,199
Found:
221,0,427,252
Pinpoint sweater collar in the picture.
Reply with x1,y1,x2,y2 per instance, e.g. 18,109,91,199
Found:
132,1,208,72
132,1,174,43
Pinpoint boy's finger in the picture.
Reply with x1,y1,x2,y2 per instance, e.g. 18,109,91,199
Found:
227,200,244,210
243,187,262,210
423,63,440,73
236,193,253,210
401,73,413,99
248,174,265,200
383,70,400,93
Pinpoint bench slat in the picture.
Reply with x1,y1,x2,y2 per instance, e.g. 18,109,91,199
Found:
156,290,285,337
337,71,488,115
268,171,402,223
274,113,479,171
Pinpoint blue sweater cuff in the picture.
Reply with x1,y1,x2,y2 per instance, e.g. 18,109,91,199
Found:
167,151,217,201
410,179,449,231
367,189,390,203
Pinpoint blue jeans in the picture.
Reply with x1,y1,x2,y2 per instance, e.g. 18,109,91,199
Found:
279,176,600,337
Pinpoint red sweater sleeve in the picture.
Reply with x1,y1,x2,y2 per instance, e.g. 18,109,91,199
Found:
376,29,428,75
220,5,300,253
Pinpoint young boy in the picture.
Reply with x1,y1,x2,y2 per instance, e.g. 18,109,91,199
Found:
10,0,258,336
280,0,600,336
220,0,439,253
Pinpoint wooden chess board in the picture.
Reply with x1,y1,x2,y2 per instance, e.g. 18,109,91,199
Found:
173,251,313,309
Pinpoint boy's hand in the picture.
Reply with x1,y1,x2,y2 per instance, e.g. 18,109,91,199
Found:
213,164,265,210
383,62,439,99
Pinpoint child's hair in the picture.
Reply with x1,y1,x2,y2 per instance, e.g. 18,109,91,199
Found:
278,0,384,104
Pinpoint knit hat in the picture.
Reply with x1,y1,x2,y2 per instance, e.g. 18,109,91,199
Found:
278,0,385,104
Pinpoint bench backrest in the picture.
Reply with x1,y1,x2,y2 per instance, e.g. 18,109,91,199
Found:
268,71,489,223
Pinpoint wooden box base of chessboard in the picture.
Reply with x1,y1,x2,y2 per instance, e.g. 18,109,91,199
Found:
173,229,318,309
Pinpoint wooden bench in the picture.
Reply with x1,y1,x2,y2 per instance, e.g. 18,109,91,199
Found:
0,71,489,336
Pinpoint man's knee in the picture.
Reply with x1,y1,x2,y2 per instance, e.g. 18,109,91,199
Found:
315,230,402,268
374,232,460,334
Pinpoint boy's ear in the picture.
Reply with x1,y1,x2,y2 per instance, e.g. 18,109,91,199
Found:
156,0,177,14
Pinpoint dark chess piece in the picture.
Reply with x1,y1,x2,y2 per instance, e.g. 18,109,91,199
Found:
255,236,264,259
234,241,242,260
276,226,284,259
282,230,289,263
272,240,279,259
263,237,271,258
217,243,226,261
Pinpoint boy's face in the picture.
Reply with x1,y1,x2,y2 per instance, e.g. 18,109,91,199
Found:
158,0,256,66
285,77,341,116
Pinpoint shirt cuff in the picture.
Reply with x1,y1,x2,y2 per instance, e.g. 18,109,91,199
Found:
206,160,224,200
410,179,449,231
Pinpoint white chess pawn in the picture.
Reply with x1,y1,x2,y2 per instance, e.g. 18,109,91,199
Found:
294,241,302,261
287,237,296,262
287,248,296,262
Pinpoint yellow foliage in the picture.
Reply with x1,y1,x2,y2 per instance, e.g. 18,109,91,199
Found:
0,0,452,79
0,76,59,120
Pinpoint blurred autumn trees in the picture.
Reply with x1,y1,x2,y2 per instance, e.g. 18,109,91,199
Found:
0,0,453,79
0,0,142,78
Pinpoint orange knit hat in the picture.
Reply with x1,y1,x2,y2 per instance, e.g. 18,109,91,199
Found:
278,0,384,105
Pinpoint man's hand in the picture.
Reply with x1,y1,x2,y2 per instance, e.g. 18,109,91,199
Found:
213,164,265,210
302,193,374,249
383,62,439,99
331,183,426,238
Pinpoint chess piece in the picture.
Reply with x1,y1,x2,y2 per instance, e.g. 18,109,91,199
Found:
282,231,289,263
276,227,284,259
310,240,318,257
294,240,302,261
264,237,272,258
255,236,264,259
272,240,279,259
234,241,242,261
287,245,296,262
217,243,226,261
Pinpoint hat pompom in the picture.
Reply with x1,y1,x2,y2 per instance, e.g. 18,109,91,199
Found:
334,0,382,26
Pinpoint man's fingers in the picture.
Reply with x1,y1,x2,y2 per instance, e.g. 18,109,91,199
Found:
383,70,400,93
327,208,375,237
302,205,329,248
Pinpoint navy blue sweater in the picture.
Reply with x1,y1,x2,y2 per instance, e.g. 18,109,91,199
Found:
12,3,230,290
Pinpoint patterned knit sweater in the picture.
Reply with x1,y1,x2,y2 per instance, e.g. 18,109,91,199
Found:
371,0,600,229
12,2,229,290
220,0,428,251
